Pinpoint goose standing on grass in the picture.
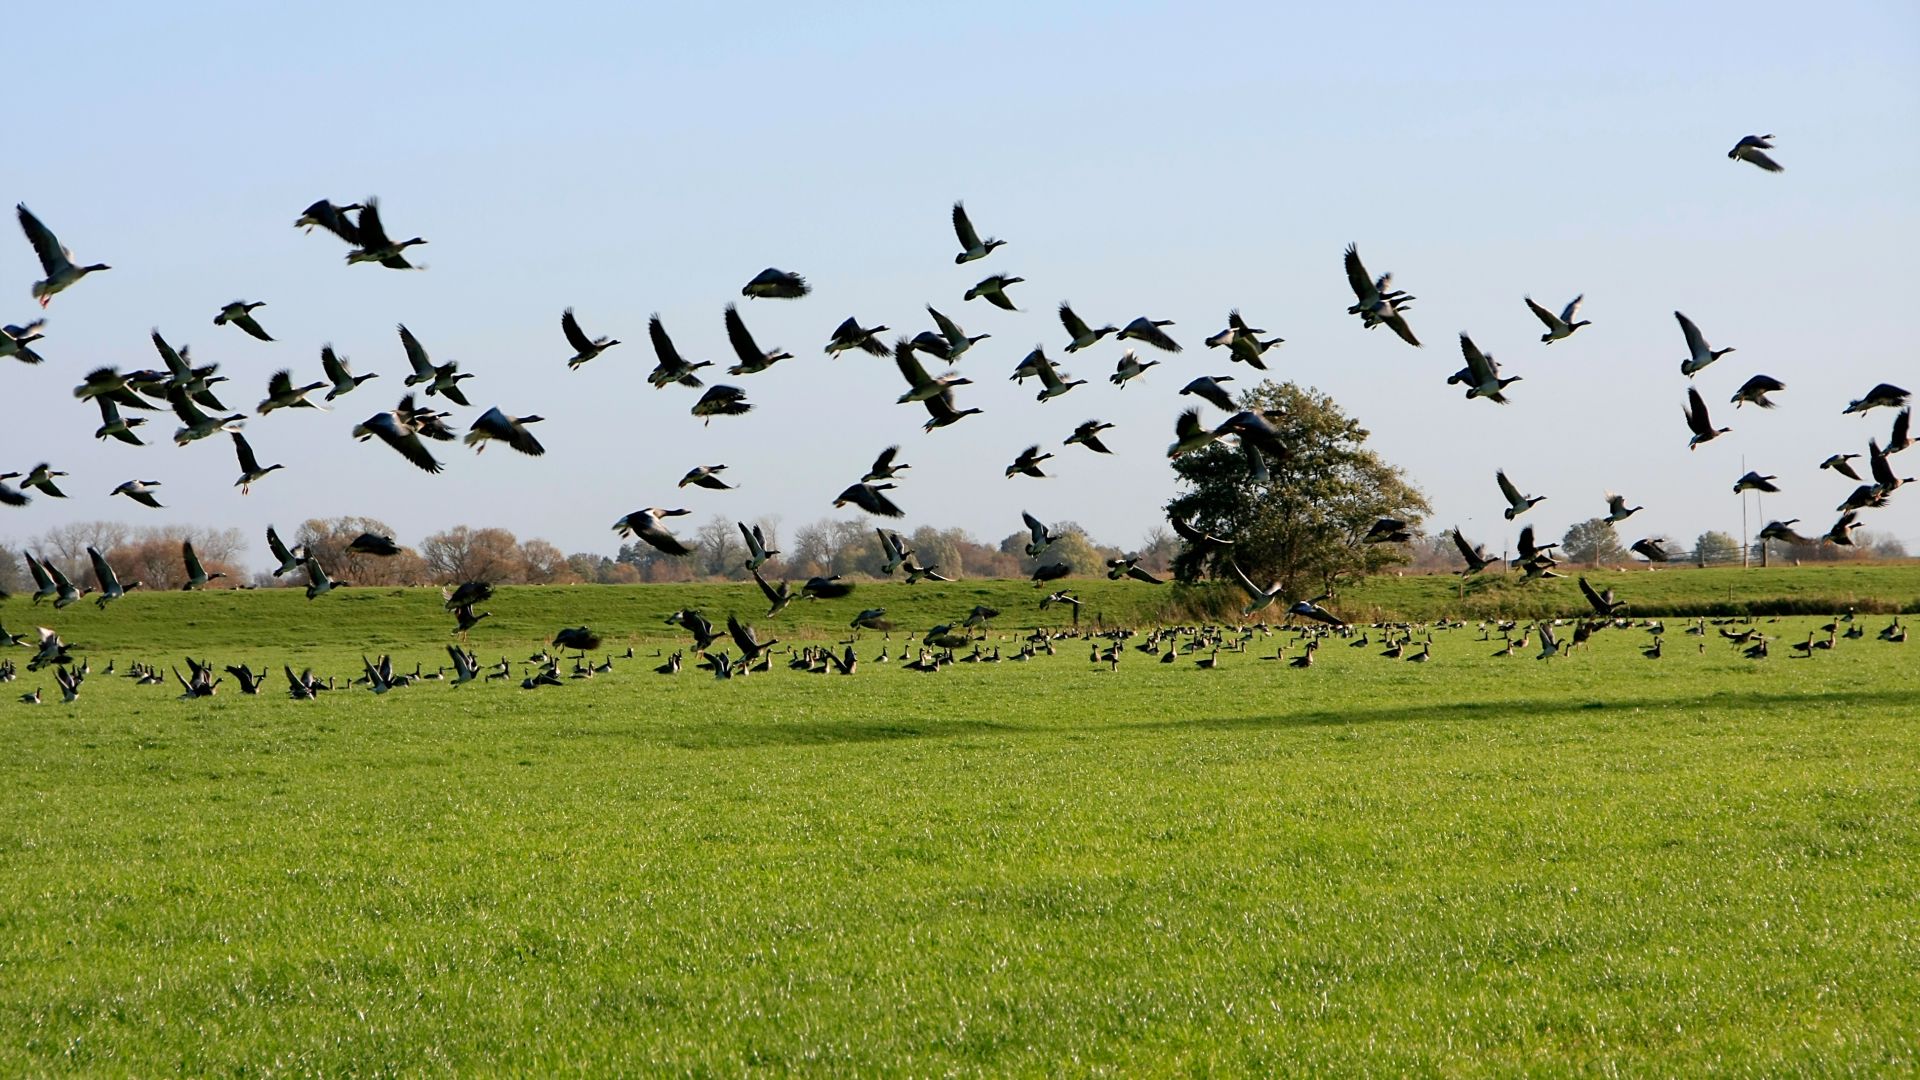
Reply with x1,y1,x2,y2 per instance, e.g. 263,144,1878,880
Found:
230,432,284,493
1110,349,1158,386
741,268,809,299
258,370,327,415
1733,471,1780,494
1843,383,1910,416
922,306,989,361
464,407,546,456
1730,374,1786,409
863,446,910,482
679,464,732,491
1497,470,1545,520
1685,387,1732,450
691,385,752,424
16,204,110,307
320,345,377,401
646,315,712,388
965,274,1024,311
352,404,444,473
1,319,46,364
1005,445,1053,479
614,508,693,555
1058,302,1118,353
1116,316,1182,354
1728,133,1783,172
180,541,227,590
303,558,345,599
1603,492,1642,523
1453,333,1519,403
561,308,620,370
266,525,307,577
344,198,426,268
1676,311,1734,377
1065,419,1116,454
950,201,1004,263
833,481,905,518
293,199,362,242
723,303,791,375
825,317,890,357
214,301,274,341
88,546,139,609
112,479,165,508
739,522,778,569
168,387,246,446
1343,244,1420,346
1524,295,1589,343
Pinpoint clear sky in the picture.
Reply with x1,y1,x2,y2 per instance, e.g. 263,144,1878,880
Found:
6,1,1918,570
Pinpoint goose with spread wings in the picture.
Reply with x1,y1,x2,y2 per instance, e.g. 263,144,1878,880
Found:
345,198,426,268
1343,243,1419,346
17,203,109,307
951,201,1004,263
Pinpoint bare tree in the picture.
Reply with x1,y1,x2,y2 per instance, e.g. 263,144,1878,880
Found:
518,538,575,583
297,517,428,586
421,525,525,583
693,516,745,579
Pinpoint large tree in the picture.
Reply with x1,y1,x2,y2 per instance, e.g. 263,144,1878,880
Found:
1562,518,1627,566
1165,381,1428,597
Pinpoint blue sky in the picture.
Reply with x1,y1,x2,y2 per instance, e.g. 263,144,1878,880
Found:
6,1,1918,568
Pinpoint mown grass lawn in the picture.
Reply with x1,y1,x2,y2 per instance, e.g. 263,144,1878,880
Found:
1,581,1915,1073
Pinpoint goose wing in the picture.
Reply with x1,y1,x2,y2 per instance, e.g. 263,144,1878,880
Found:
182,540,207,580
561,308,595,353
951,201,982,250
894,338,934,388
1461,334,1496,384
648,314,685,368
1675,311,1708,359
1559,295,1584,324
355,199,394,249
232,431,264,473
1496,469,1522,506
1058,302,1094,340
723,303,766,367
15,204,75,277
87,546,119,592
398,324,434,379
1684,387,1714,437
1524,296,1563,332
1343,244,1377,304
367,413,444,474
928,306,965,346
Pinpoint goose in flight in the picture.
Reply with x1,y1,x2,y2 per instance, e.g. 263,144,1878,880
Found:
1824,510,1862,546
1224,559,1285,615
727,615,779,665
1732,471,1779,494
1820,453,1864,481
646,315,711,388
613,508,693,554
1730,374,1785,409
833,481,904,518
88,546,140,609
1524,295,1589,343
1343,244,1420,346
303,558,345,599
1179,375,1238,413
1,319,47,364
348,532,402,557
39,556,86,608
1170,513,1233,557
231,432,284,493
294,199,362,243
751,568,793,618
1603,492,1641,523
258,370,328,415
921,306,989,361
1452,527,1497,574
1207,311,1283,368
1021,511,1058,557
1025,349,1085,402
1843,383,1910,416
180,541,227,590
16,203,110,307
1869,438,1914,495
1362,518,1412,544
878,528,914,574
1065,419,1115,454
352,405,444,474
678,464,732,490
561,308,620,370
723,303,791,374
214,301,274,342
1116,316,1181,354
691,385,752,424
1579,577,1626,617
1168,408,1220,458
965,274,1024,311
741,268,809,299
1005,444,1053,479
464,407,546,456
1106,556,1164,584
921,388,982,431
1453,333,1519,403
345,198,426,268
320,345,377,401
0,474,25,507
1728,133,1783,172
397,324,470,404
111,479,165,508
825,316,890,357
802,575,854,600
863,445,909,482
1631,537,1670,563
1887,408,1913,454
1110,349,1158,386
1676,311,1733,377
14,463,68,499
94,397,148,445
266,525,307,577
1758,519,1817,546
893,337,971,404
1058,302,1118,353
1684,386,1731,450
1497,469,1545,520
738,522,778,569
951,201,1004,263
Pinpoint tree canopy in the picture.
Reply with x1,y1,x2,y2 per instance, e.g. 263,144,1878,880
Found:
1165,381,1429,597
1561,518,1627,566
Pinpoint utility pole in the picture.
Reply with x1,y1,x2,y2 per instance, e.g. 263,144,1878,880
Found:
1741,453,1750,569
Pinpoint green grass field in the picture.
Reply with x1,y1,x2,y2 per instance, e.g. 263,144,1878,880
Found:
2,571,1916,1073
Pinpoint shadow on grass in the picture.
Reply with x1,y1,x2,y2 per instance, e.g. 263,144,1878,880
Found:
666,688,1917,750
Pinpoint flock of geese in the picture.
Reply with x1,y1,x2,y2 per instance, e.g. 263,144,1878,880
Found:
2,134,1914,700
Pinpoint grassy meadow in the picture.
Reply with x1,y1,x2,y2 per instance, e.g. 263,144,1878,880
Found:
1,567,1916,1073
